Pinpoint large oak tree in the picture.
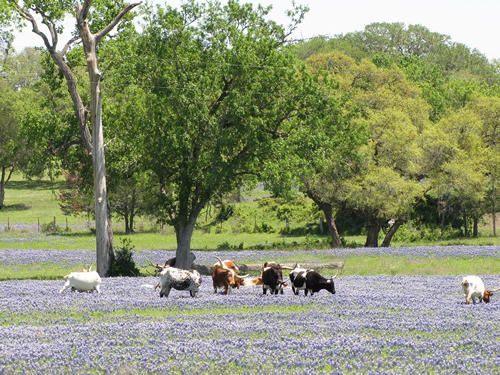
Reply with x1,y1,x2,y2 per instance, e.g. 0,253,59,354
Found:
105,0,309,268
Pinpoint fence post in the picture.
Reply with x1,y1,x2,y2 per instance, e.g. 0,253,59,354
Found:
53,216,56,228
66,217,68,231
38,218,40,232
7,217,9,231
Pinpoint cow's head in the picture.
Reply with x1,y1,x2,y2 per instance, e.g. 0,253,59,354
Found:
483,290,493,303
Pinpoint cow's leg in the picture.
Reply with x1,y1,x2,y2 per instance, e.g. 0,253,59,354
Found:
224,284,230,295
95,285,100,293
59,281,70,293
263,287,267,295
163,286,171,297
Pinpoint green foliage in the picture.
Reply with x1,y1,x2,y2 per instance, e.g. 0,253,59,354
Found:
102,0,311,258
109,238,139,277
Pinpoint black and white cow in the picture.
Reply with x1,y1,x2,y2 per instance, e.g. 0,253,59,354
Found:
289,264,338,296
159,266,202,298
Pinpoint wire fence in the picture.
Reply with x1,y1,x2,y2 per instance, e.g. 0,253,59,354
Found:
0,215,167,234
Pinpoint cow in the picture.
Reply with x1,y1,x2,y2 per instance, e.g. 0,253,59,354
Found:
59,271,101,293
462,275,499,304
261,261,292,295
289,264,339,296
211,257,248,295
158,266,202,298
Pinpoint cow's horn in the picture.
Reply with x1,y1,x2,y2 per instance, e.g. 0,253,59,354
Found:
215,256,231,272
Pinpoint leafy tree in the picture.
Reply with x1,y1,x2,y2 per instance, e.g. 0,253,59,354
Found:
104,0,308,268
467,96,500,236
264,52,367,247
424,109,488,236
0,0,141,276
304,52,430,247
0,76,18,208
0,49,41,208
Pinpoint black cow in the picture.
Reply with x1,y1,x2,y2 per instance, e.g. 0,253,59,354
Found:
261,262,288,295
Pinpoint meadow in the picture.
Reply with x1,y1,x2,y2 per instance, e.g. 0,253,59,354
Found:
0,177,499,374
0,270,499,374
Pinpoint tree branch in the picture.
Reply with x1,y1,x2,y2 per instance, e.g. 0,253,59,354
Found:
61,36,81,56
95,2,142,44
13,3,54,51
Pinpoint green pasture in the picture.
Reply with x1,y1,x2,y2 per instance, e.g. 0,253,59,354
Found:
0,174,499,280
1,255,498,281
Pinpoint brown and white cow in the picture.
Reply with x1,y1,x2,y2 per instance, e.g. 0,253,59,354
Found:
211,256,248,295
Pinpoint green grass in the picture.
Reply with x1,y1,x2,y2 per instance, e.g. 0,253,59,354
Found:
0,303,320,326
2,173,500,249
1,173,499,282
1,255,498,281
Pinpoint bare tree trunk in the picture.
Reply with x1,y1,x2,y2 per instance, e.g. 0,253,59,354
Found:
130,211,135,233
175,219,196,269
124,213,130,234
321,203,342,248
0,167,5,209
365,220,380,247
381,219,404,247
91,83,113,276
305,189,342,248
0,166,13,209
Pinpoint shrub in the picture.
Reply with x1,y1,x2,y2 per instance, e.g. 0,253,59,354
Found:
109,238,140,277
40,222,62,234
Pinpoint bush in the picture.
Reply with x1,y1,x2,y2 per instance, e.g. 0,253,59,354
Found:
40,221,62,234
109,239,140,277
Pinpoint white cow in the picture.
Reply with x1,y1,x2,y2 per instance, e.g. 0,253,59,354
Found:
461,275,499,304
59,271,102,293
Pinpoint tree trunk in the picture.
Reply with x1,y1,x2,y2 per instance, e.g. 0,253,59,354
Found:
492,179,497,237
129,211,135,234
463,212,468,237
0,166,13,209
0,167,5,209
124,213,130,234
365,220,380,247
472,216,478,238
381,219,404,247
319,202,342,247
175,219,196,269
438,200,447,235
92,87,113,276
305,189,342,247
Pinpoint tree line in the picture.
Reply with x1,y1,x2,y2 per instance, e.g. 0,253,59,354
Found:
0,1,499,274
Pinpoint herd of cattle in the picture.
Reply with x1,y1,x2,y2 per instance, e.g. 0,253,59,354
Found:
59,258,498,305
59,257,339,298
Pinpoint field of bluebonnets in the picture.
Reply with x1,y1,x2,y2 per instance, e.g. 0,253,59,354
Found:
0,246,499,374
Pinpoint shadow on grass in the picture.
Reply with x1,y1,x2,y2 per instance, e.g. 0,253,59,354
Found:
6,180,65,190
1,203,31,211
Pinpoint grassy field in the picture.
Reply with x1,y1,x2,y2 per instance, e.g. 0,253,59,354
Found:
0,174,499,281
2,174,499,248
